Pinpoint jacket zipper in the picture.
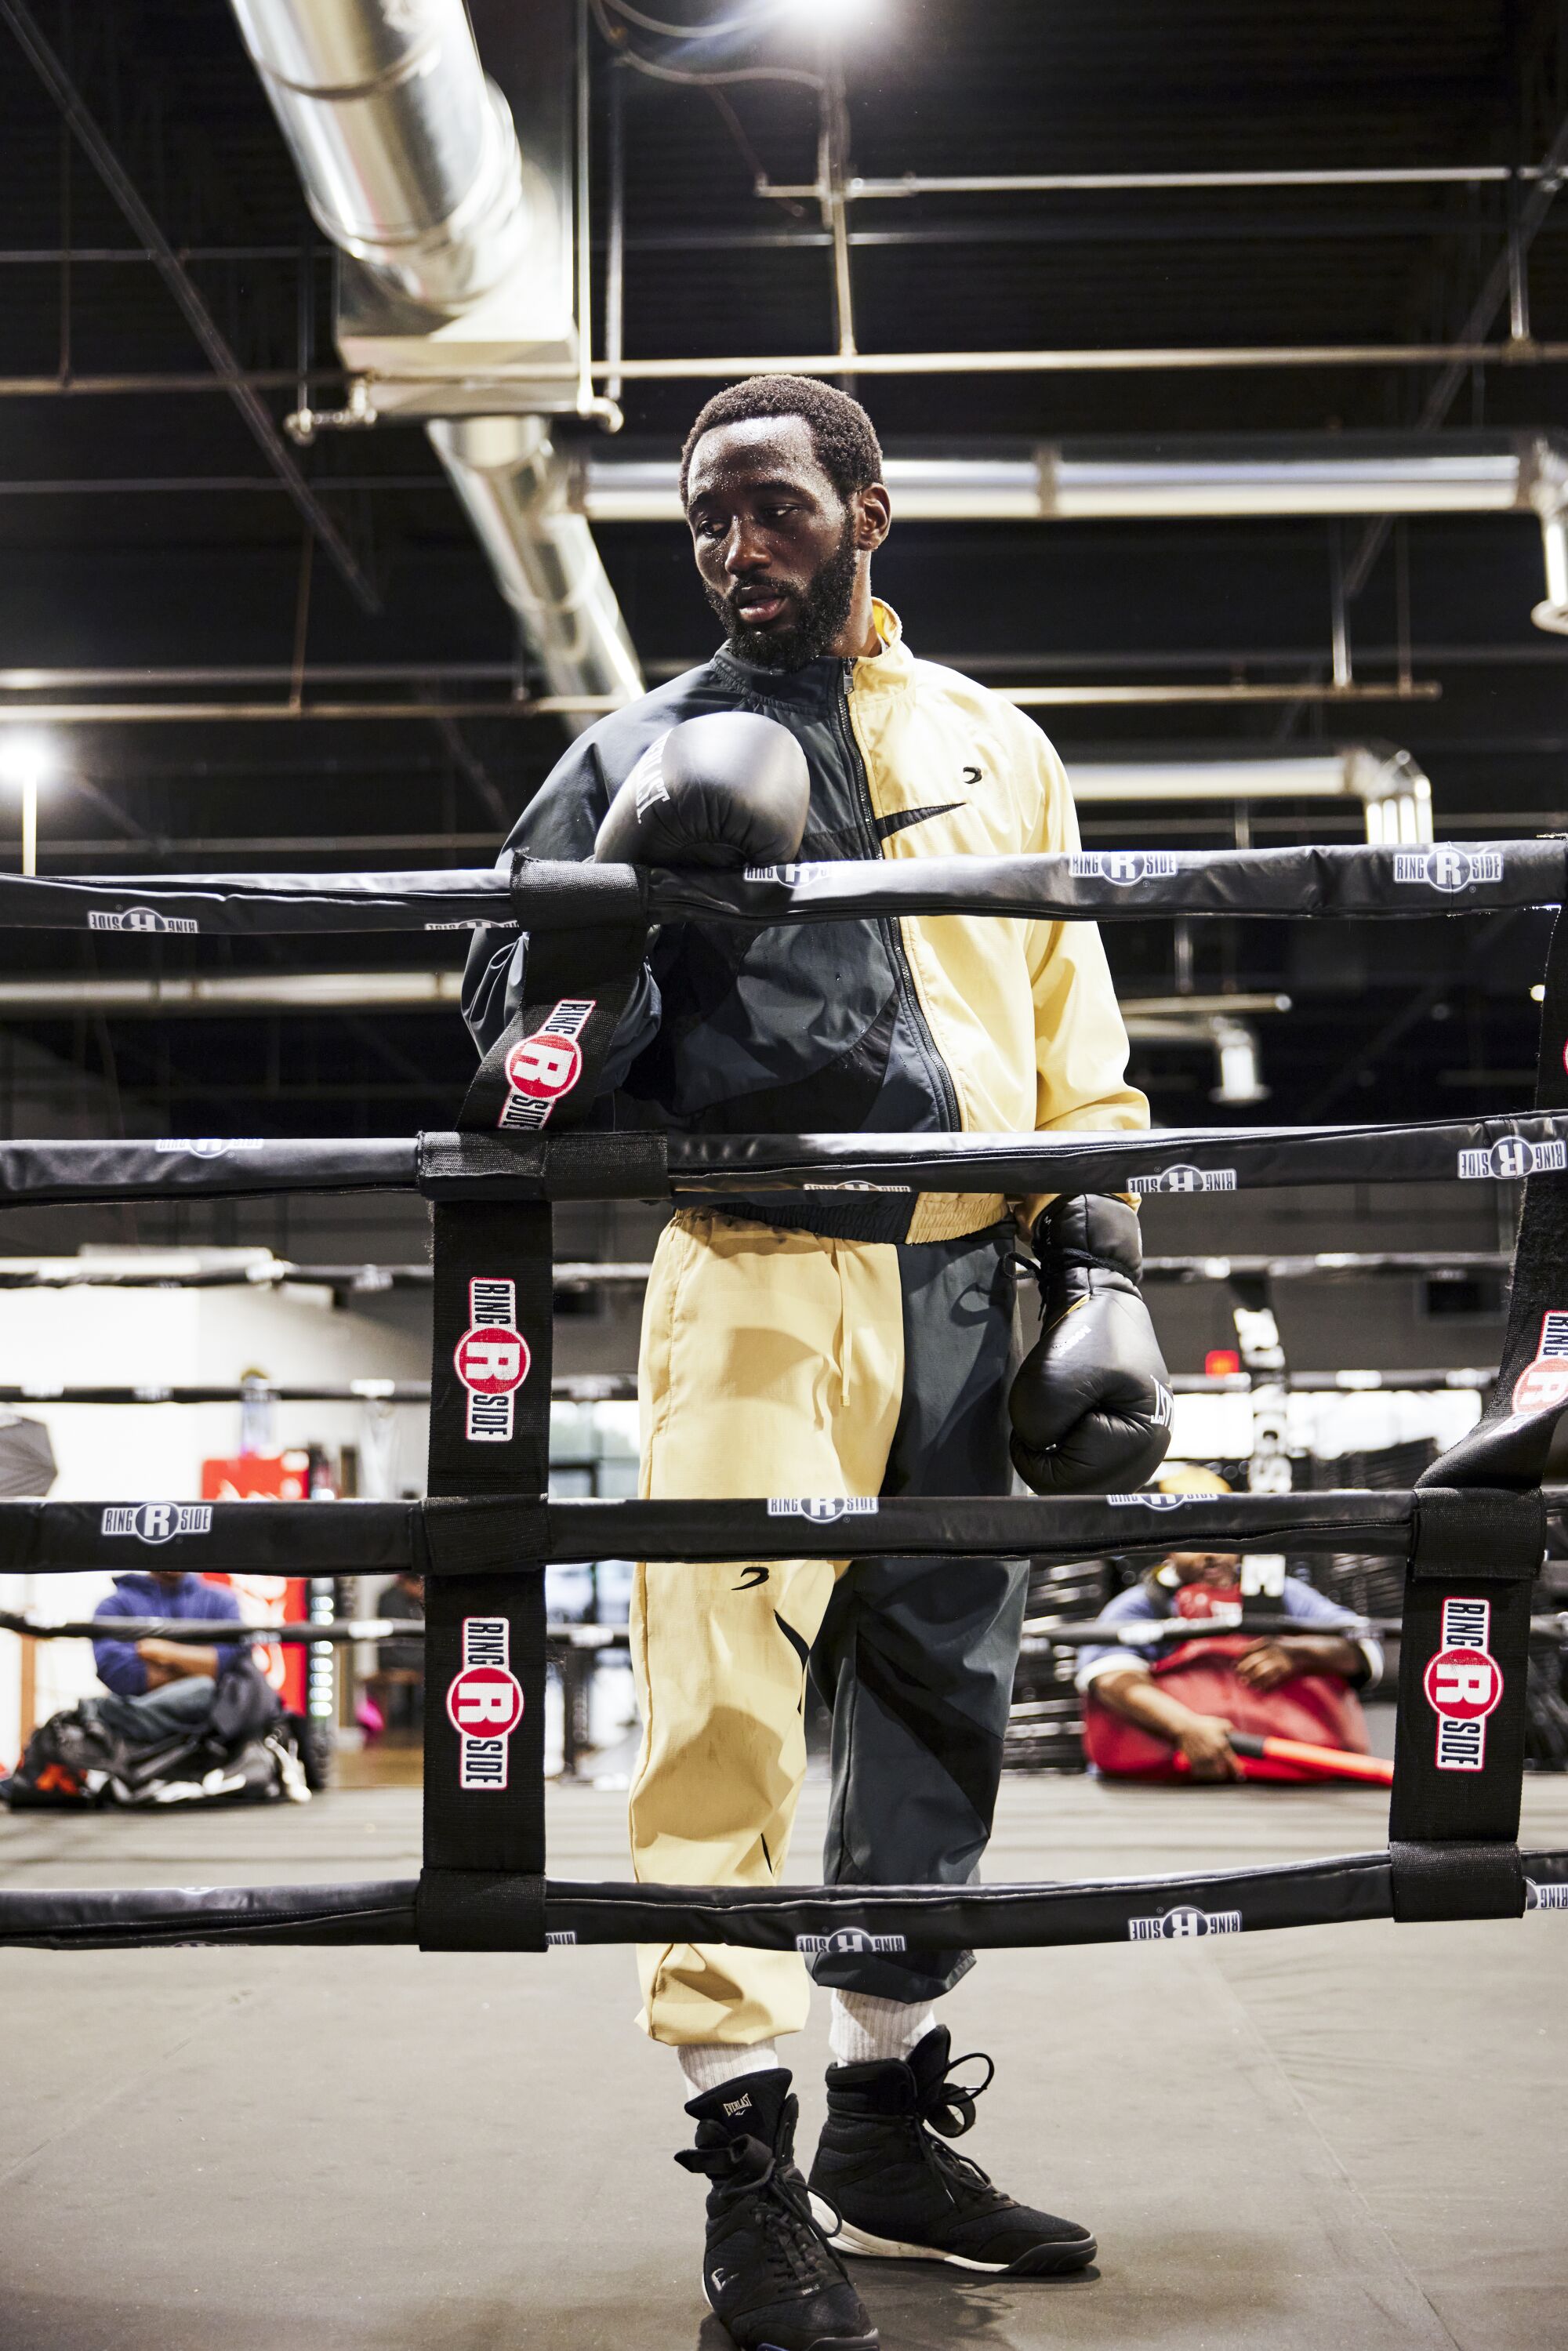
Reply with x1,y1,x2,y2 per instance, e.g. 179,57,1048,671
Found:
836,662,962,1132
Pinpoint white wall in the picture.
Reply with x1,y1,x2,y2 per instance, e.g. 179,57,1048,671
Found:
0,1264,430,1769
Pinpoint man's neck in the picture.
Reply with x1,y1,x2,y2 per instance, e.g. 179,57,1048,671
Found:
826,576,880,661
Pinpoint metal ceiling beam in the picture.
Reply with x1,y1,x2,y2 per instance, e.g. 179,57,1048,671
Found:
1345,108,1568,599
8,342,1568,402
0,682,1439,724
0,0,381,615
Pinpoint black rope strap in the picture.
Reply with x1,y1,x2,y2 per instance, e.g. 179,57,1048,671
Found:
0,838,1560,934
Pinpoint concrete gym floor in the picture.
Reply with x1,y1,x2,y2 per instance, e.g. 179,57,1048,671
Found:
2,1773,1566,2351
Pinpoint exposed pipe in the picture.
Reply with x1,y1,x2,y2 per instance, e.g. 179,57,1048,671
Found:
226,0,529,312
227,0,642,717
757,165,1530,199
428,414,643,724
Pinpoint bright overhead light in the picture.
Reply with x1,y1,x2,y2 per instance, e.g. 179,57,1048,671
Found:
779,0,876,20
0,731,57,792
0,732,59,876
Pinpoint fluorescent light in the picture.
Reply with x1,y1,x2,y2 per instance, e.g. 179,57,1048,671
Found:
1049,452,1521,518
1070,756,1348,803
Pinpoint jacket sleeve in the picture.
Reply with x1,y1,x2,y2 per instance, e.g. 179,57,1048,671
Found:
92,1599,148,1698
200,1584,248,1679
461,729,662,1089
1013,714,1149,1232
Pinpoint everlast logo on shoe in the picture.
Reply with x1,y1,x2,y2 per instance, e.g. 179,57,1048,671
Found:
721,2094,753,2119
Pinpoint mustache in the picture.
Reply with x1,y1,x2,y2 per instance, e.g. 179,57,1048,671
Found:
725,578,793,608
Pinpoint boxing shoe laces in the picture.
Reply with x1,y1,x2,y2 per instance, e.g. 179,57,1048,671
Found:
677,2069,879,2351
808,2026,1096,2277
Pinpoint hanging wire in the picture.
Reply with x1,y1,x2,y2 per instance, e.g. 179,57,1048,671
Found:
589,0,822,89
600,0,764,37
589,0,818,211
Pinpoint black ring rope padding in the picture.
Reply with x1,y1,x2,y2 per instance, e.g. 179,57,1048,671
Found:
7,1113,1568,1210
0,1368,1501,1402
0,839,1560,935
17,1609,1568,1649
3,1847,1566,1954
0,1490,1428,1575
0,1612,628,1647
0,1253,1508,1292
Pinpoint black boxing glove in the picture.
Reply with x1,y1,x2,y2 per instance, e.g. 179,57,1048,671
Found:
593,710,810,869
1009,1194,1173,1495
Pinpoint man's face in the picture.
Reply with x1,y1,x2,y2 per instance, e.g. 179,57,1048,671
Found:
150,1570,187,1592
685,416,862,670
1164,1551,1242,1588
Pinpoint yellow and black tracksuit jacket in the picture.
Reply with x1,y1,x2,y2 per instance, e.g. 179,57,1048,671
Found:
463,600,1147,1237
462,604,1149,2041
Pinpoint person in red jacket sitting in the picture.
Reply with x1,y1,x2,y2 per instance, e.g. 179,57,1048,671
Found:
1076,1468,1383,1781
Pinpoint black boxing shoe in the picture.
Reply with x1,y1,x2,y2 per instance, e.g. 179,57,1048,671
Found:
677,2070,879,2351
808,2026,1096,2277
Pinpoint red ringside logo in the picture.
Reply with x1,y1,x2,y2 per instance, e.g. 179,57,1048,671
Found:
1512,1309,1568,1416
447,1618,524,1790
1424,1596,1503,1772
453,1275,529,1442
499,999,596,1130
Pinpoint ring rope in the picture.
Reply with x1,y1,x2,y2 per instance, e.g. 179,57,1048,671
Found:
2,1110,1566,1211
0,837,1559,935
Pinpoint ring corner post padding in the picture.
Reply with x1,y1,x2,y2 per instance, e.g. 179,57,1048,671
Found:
417,910,651,1954
418,1197,553,1954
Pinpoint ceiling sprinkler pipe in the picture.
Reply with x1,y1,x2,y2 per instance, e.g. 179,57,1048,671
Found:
429,414,644,727
227,0,529,313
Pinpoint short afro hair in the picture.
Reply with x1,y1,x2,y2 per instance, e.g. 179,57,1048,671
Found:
680,375,884,507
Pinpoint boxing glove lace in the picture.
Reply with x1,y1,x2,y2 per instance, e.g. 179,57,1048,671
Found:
1009,1194,1173,1495
593,711,810,869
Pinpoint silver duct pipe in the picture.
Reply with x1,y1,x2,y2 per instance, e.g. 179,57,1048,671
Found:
230,0,643,717
429,415,643,724
227,0,529,313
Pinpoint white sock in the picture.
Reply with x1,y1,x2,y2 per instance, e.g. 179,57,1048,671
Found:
829,1991,938,2068
677,2040,781,2101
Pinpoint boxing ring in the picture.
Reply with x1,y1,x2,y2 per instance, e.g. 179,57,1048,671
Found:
3,838,1568,1953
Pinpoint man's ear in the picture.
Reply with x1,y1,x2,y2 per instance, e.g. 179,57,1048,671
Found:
853,482,891,553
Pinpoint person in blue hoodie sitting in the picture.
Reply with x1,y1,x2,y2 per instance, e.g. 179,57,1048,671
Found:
91,1569,249,1747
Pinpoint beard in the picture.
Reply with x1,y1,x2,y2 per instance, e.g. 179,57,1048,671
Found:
706,516,861,671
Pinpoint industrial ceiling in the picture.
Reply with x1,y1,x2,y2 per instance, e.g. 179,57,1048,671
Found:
0,0,1565,1152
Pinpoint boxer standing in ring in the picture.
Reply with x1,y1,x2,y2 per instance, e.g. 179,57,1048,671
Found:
466,376,1171,2351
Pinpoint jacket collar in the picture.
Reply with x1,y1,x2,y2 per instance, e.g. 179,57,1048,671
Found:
710,598,911,713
